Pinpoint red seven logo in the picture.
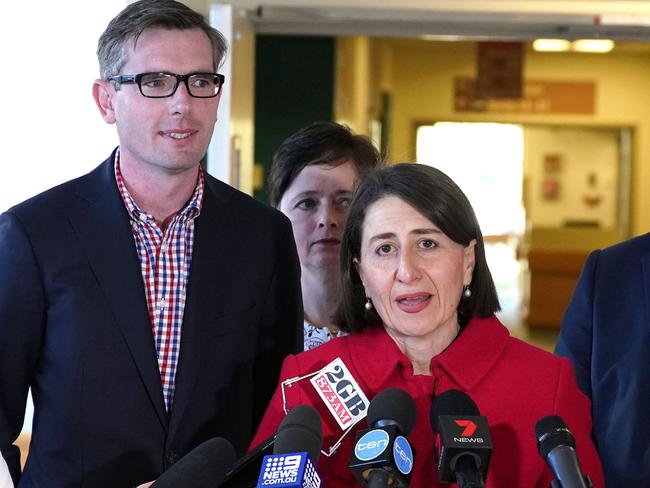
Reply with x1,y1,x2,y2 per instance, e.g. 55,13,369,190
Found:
454,419,477,436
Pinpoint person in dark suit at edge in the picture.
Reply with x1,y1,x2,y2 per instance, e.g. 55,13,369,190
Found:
556,234,650,486
0,1,302,486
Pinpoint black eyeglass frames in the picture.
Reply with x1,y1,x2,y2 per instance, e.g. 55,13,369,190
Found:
108,72,225,98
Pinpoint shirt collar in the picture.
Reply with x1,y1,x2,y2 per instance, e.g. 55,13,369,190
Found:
346,316,509,393
432,316,509,390
114,147,204,223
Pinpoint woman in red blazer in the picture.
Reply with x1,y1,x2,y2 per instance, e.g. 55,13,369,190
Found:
252,164,604,487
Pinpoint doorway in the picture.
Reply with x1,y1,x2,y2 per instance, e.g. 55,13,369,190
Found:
415,121,630,346
416,122,526,331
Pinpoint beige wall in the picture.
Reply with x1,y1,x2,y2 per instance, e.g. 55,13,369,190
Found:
228,9,256,194
335,37,372,134
379,39,650,236
524,126,619,229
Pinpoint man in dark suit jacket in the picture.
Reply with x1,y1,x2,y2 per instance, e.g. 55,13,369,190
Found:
0,1,302,486
556,233,650,486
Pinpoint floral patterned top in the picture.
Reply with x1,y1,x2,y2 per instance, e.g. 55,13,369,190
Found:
303,320,348,351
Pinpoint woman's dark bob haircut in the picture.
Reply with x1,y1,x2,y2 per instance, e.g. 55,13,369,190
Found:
269,121,380,207
338,163,500,333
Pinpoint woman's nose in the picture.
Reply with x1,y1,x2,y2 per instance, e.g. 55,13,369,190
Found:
318,204,340,228
395,250,421,283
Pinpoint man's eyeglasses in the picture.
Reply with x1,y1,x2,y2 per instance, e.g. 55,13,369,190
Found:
108,72,225,98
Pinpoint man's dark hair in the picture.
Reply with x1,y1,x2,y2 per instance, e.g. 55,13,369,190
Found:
269,122,381,207
97,0,228,80
338,163,500,332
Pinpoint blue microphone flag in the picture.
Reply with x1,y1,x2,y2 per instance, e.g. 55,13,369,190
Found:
256,452,322,488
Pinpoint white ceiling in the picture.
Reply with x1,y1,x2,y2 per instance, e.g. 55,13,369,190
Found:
225,1,650,40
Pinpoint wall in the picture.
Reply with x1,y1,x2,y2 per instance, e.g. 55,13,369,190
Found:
524,126,620,229
0,1,123,212
382,39,650,236
229,9,257,194
335,37,371,134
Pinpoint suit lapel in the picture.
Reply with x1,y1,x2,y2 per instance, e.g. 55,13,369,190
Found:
641,249,650,334
68,157,168,428
167,177,240,438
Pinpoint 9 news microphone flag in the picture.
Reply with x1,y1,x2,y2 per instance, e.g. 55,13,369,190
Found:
256,405,323,488
348,388,417,488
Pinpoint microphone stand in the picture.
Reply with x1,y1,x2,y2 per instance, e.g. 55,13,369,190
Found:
366,469,390,488
454,455,485,488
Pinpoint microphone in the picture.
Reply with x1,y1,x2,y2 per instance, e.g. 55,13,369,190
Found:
219,434,276,488
150,437,236,488
348,388,417,488
255,405,323,487
535,415,593,488
430,390,492,488
224,356,370,487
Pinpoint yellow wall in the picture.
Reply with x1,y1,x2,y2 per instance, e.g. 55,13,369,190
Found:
229,9,256,195
335,37,373,135
376,38,650,236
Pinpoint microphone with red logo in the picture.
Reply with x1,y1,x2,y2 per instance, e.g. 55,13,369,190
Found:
348,388,417,487
535,415,593,488
255,405,323,488
430,390,492,488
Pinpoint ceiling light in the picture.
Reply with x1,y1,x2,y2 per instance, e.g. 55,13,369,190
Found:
532,39,571,52
573,39,615,53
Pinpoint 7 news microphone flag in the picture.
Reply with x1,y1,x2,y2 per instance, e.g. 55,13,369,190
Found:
431,389,492,488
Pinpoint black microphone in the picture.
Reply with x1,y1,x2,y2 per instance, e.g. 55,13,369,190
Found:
219,434,276,488
430,390,492,488
222,405,324,488
273,404,323,460
255,404,324,487
535,415,593,488
150,437,236,488
348,388,417,488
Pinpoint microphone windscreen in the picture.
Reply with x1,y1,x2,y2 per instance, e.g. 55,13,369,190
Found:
535,415,576,459
274,405,323,462
430,389,480,432
151,437,236,488
367,388,417,435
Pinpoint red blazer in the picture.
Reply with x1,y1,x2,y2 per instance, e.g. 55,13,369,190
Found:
252,316,604,487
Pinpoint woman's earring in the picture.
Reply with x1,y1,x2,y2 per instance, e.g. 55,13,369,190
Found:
365,297,373,311
463,285,472,298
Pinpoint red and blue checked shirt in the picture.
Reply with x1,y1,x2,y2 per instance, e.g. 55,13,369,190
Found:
115,150,204,411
